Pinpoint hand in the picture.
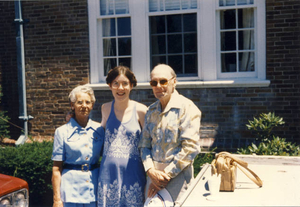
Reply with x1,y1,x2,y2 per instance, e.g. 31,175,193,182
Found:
147,182,161,198
53,200,63,207
147,168,170,189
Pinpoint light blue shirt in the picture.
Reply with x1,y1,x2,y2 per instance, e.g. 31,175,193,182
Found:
52,118,104,203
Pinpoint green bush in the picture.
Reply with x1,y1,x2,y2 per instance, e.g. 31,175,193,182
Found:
238,112,300,156
0,141,53,205
238,136,300,156
0,85,10,141
246,112,284,142
193,150,215,177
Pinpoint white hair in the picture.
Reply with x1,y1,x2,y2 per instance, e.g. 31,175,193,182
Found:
68,85,96,103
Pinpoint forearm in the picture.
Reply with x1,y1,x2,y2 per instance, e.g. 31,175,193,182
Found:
164,139,200,178
52,162,63,204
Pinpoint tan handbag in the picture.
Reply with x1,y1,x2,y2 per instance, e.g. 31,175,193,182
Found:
211,151,263,192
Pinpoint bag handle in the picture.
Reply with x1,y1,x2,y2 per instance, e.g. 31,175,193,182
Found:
216,151,248,168
236,164,263,187
215,151,263,187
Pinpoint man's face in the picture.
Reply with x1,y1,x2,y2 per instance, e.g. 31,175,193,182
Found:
150,67,176,102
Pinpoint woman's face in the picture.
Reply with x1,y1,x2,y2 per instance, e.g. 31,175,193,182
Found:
71,92,94,120
109,74,133,102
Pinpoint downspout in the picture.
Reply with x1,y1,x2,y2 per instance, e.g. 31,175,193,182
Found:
14,0,33,146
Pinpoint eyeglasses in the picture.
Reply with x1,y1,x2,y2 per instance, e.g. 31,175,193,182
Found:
111,81,130,89
149,77,174,87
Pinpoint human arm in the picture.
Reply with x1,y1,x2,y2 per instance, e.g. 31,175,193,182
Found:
100,102,111,128
136,102,148,128
52,161,63,207
139,108,170,191
51,127,65,207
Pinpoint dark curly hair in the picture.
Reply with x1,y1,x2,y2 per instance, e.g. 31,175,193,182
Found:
106,66,137,87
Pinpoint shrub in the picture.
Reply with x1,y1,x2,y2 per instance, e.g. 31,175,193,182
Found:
0,85,10,141
193,150,215,177
0,141,53,205
246,112,284,142
238,136,300,156
238,112,300,156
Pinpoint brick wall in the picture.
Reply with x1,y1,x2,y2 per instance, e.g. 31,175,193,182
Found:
0,0,299,151
23,0,90,138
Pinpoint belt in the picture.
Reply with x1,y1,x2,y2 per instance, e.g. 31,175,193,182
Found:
63,163,100,172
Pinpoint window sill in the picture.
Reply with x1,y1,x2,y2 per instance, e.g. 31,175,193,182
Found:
88,79,270,90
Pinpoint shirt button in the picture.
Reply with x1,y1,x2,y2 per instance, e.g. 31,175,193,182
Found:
86,180,89,183
85,144,88,147
86,157,89,160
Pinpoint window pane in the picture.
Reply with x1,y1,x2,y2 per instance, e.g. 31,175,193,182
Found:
151,35,166,54
168,34,182,53
183,13,197,32
238,8,254,29
169,55,183,74
149,0,197,12
182,0,198,10
184,54,197,74
220,10,236,30
149,0,159,12
239,52,254,72
100,0,114,15
118,38,131,56
184,33,197,52
237,0,254,5
221,53,236,72
102,19,116,37
165,0,181,11
103,38,116,56
104,58,117,75
238,30,254,50
150,16,165,34
221,31,236,51
152,56,166,69
220,0,253,6
117,17,131,36
219,0,235,6
167,15,182,33
119,58,131,68
115,0,129,14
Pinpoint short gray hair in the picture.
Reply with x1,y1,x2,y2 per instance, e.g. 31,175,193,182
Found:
68,85,96,103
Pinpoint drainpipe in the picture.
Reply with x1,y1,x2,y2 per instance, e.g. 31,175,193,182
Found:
14,0,33,146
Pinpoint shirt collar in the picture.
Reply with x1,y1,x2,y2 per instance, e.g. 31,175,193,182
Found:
161,90,182,114
67,117,94,138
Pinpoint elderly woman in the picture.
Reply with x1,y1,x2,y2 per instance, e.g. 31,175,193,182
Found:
52,85,104,207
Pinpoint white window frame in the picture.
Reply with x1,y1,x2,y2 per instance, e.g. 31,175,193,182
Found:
88,0,269,90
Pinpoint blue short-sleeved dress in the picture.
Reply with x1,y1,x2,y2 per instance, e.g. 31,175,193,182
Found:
97,101,146,207
52,118,104,205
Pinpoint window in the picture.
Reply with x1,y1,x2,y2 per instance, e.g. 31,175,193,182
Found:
88,0,266,86
217,0,260,79
102,17,131,75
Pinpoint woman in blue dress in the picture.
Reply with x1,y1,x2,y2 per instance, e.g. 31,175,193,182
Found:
52,85,104,207
98,66,147,207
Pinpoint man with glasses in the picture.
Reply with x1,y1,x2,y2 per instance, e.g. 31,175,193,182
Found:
139,64,201,205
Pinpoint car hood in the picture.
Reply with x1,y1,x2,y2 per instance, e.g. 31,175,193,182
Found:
0,174,28,197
